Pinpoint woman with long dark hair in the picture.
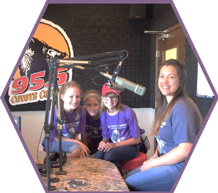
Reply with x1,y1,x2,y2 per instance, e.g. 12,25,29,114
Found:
125,59,203,191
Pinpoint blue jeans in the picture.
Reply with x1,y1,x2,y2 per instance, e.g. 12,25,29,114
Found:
125,164,182,191
94,144,139,175
50,141,81,154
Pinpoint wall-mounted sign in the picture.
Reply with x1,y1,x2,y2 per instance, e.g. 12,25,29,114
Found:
8,19,74,107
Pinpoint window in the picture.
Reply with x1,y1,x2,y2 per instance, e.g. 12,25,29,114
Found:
196,63,214,98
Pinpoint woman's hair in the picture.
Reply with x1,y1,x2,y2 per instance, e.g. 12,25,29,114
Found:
60,81,83,120
153,59,203,135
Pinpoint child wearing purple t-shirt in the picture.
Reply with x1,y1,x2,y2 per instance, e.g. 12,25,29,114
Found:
95,83,141,175
81,90,102,155
42,81,90,158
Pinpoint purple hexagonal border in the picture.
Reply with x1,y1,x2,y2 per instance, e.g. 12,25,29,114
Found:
0,0,217,193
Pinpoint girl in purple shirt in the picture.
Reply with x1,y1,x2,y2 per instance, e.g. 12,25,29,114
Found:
95,83,141,175
81,89,102,155
42,81,90,158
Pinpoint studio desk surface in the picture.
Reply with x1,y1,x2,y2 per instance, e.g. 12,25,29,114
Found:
41,157,129,192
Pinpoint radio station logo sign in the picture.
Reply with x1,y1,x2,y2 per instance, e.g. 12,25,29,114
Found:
8,19,74,106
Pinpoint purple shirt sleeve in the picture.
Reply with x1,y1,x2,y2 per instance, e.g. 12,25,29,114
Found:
125,107,140,138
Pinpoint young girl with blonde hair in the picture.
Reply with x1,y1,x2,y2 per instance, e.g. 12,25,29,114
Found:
43,81,90,158
81,89,102,155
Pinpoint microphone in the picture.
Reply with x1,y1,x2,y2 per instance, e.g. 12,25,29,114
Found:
107,82,125,93
100,72,146,96
115,76,146,96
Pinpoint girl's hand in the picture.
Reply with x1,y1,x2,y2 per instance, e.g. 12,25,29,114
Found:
103,142,116,152
77,141,90,158
98,141,108,151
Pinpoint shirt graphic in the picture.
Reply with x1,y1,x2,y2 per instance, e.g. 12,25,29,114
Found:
109,123,127,142
62,121,79,139
155,134,166,155
86,125,102,139
111,129,120,142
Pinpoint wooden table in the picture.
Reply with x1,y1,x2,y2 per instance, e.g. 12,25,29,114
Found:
41,158,129,191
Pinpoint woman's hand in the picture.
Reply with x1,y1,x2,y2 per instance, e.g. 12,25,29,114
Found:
140,155,157,171
140,160,152,171
140,142,193,170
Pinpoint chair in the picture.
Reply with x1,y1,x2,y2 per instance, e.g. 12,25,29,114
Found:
121,152,147,171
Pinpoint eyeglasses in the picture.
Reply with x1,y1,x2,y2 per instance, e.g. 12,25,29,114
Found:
103,95,119,100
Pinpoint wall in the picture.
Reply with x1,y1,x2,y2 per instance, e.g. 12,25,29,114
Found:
132,108,155,159
12,108,155,161
12,111,46,162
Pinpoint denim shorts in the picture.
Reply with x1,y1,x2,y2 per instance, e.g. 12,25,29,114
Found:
49,141,81,153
